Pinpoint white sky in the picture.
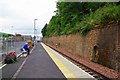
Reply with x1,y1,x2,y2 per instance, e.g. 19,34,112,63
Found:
0,0,57,37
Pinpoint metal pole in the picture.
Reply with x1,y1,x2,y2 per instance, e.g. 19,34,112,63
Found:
11,26,13,50
35,29,38,42
34,19,38,45
34,20,35,41
5,38,8,54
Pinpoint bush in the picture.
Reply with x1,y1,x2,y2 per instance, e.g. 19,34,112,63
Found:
4,52,17,64
75,4,120,35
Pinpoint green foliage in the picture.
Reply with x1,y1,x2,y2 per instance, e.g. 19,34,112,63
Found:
41,2,120,37
3,33,8,38
75,4,120,35
41,24,47,37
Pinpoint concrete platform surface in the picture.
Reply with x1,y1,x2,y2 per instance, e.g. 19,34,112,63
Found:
2,43,96,80
41,43,95,80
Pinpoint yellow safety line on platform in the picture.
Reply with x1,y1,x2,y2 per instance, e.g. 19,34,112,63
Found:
41,43,76,80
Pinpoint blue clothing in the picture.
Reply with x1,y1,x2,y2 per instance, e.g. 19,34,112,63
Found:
23,44,28,50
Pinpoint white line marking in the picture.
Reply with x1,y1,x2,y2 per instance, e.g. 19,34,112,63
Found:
0,64,7,69
41,42,95,79
59,53,95,78
11,46,35,79
12,57,28,79
0,46,35,69
0,52,23,69
17,53,23,57
30,46,35,54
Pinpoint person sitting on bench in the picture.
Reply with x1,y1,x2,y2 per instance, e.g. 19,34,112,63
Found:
22,43,30,55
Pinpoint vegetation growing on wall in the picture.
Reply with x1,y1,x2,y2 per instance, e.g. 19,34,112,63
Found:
41,2,120,37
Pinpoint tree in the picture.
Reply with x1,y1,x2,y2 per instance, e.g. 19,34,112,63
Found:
41,23,47,37
41,2,119,37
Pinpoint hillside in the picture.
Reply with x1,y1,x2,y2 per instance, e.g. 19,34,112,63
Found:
41,2,120,37
41,2,120,73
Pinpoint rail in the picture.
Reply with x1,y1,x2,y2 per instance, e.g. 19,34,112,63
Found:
42,42,119,80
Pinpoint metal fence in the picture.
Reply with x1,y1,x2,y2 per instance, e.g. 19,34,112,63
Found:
1,40,25,54
0,39,25,63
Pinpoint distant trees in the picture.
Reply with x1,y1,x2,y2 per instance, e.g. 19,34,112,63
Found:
41,2,120,37
3,34,8,38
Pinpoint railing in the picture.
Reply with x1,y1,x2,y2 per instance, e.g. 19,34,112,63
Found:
0,39,26,65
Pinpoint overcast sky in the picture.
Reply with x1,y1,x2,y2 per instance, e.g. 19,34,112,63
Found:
0,0,57,37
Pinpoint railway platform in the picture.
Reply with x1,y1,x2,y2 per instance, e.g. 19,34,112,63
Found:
2,43,95,80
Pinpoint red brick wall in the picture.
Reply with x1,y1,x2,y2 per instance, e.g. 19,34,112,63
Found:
42,23,120,72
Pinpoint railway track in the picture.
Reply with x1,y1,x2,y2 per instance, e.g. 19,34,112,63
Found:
43,42,119,80
60,53,110,80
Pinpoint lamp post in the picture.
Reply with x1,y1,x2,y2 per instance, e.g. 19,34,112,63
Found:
35,29,38,42
34,19,38,44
